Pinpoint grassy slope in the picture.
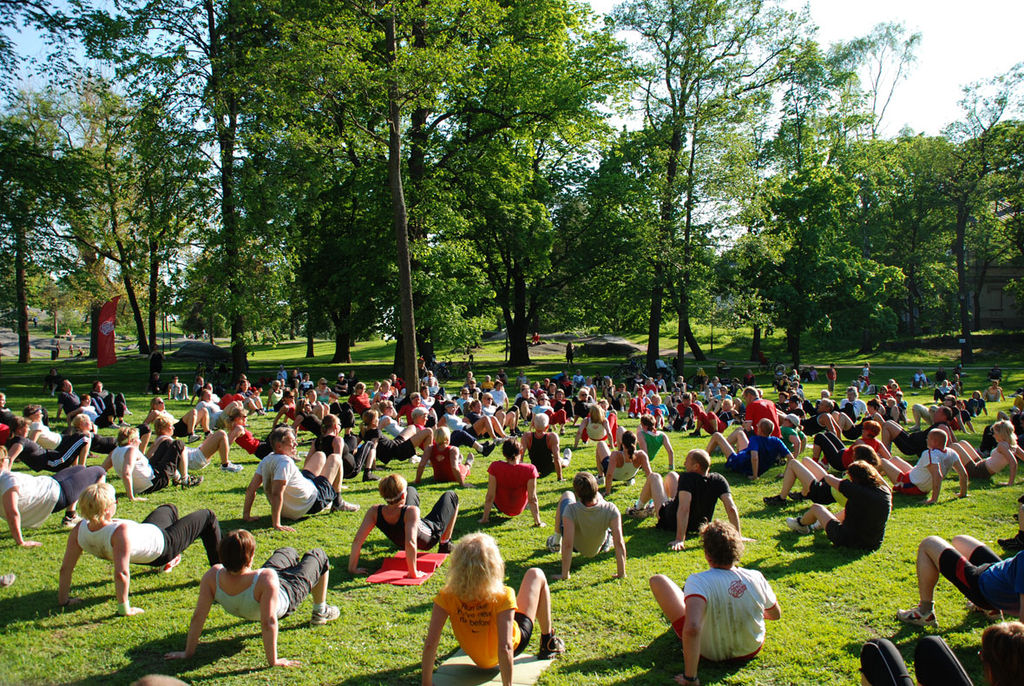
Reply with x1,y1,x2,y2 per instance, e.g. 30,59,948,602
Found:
0,340,1021,685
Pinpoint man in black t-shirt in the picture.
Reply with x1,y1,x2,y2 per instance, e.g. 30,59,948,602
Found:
56,380,83,421
630,448,745,551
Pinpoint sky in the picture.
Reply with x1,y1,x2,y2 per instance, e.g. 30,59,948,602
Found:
588,0,1024,137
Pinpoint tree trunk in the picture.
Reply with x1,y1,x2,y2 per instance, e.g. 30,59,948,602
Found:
88,302,101,359
120,270,149,355
786,327,801,368
646,275,662,374
330,304,353,363
305,310,315,358
148,236,159,352
386,13,419,391
14,220,29,363
750,325,761,361
858,328,872,354
506,263,532,366
206,0,247,377
953,201,974,363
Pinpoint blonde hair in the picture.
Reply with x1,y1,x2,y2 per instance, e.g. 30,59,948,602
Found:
433,426,451,447
116,426,139,446
223,401,248,426
588,404,603,423
70,414,92,433
79,482,116,523
153,411,176,435
993,420,1018,447
149,397,164,410
442,533,506,603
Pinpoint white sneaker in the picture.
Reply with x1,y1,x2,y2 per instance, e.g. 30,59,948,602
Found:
561,448,572,467
786,517,811,535
409,455,422,464
546,534,561,553
221,462,243,473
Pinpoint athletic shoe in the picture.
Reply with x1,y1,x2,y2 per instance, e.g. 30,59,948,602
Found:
465,455,475,468
596,474,605,486
965,600,1003,618
220,462,243,473
896,606,938,627
163,555,182,573
175,474,203,488
788,492,806,502
437,540,452,554
546,534,561,553
311,604,341,626
538,633,567,659
362,470,380,482
187,434,200,443
409,455,421,464
0,573,14,588
763,495,787,506
688,431,701,438
626,503,655,519
998,532,1024,550
785,517,811,535
62,513,81,528
331,496,359,513
561,448,572,467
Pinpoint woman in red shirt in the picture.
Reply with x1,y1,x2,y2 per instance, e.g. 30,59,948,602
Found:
415,428,473,487
479,439,542,526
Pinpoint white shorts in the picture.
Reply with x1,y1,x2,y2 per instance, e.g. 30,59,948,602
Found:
186,446,210,470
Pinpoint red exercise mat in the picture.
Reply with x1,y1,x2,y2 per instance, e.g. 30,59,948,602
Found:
366,551,448,586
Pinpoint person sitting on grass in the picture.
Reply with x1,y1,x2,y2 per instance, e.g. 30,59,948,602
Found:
136,397,205,452
783,460,892,550
878,428,968,504
649,520,781,686
358,409,434,466
879,406,957,457
896,534,1024,627
631,449,743,552
522,412,565,480
638,414,676,471
949,419,1021,486
415,427,474,488
716,418,791,480
997,494,1024,551
6,416,91,474
765,445,883,506
479,439,543,527
348,473,459,579
599,430,652,496
421,533,566,686
546,472,626,581
101,426,194,501
243,426,359,533
149,412,241,474
58,482,221,616
1,446,105,543
861,621,1024,686
308,413,378,483
165,529,340,669
779,413,806,456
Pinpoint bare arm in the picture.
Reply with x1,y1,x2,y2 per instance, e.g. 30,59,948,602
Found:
242,473,263,521
57,523,84,605
479,474,497,523
679,596,706,684
348,507,378,574
496,608,515,686
925,463,942,504
420,602,449,686
258,573,296,666
953,460,968,499
267,480,295,532
550,434,563,481
415,446,430,484
166,568,216,660
556,514,576,580
721,493,743,539
3,488,38,546
670,491,693,551
404,506,423,578
111,524,143,615
611,512,627,579
121,449,142,501
526,479,543,526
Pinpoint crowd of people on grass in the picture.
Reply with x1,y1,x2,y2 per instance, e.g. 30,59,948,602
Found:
1,360,1023,686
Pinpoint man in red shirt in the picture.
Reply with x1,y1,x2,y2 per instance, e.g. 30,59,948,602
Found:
741,387,781,438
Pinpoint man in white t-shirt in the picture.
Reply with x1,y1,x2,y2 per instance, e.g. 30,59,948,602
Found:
242,426,358,532
880,429,968,505
649,520,780,685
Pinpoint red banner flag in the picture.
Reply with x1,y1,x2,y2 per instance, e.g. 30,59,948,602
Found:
96,296,120,368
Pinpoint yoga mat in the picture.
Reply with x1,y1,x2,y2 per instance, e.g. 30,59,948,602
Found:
432,650,552,686
366,551,448,586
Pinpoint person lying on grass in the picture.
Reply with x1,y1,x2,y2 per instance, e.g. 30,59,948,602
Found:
546,472,626,581
348,473,459,579
650,520,781,686
58,482,221,616
783,460,892,551
878,428,968,504
949,419,1021,486
165,529,339,669
896,534,1024,627
243,425,359,533
1,446,105,544
421,533,566,686
630,449,744,552
479,439,543,527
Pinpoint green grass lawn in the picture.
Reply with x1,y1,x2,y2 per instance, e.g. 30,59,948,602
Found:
0,343,1021,685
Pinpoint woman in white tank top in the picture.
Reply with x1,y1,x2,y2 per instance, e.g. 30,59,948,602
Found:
166,529,338,667
100,428,155,500
58,482,221,616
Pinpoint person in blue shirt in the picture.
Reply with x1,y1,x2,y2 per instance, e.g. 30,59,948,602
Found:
897,534,1024,627
725,419,791,480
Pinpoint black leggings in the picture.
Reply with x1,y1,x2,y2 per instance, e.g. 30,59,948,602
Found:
814,432,846,471
142,504,221,567
262,547,327,617
53,466,106,511
860,637,972,686
413,489,459,549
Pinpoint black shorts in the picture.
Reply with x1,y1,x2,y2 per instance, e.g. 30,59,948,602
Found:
893,430,928,457
376,436,416,464
842,424,864,441
417,490,459,548
938,546,1001,610
808,479,836,505
172,419,190,438
965,461,991,480
513,611,533,657
341,444,370,479
263,547,328,617
300,469,337,515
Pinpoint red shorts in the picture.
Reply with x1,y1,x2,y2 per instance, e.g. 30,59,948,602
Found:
894,471,925,496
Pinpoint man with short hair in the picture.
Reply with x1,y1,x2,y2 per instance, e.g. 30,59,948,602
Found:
242,426,358,533
632,449,744,552
547,472,626,581
649,520,780,685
